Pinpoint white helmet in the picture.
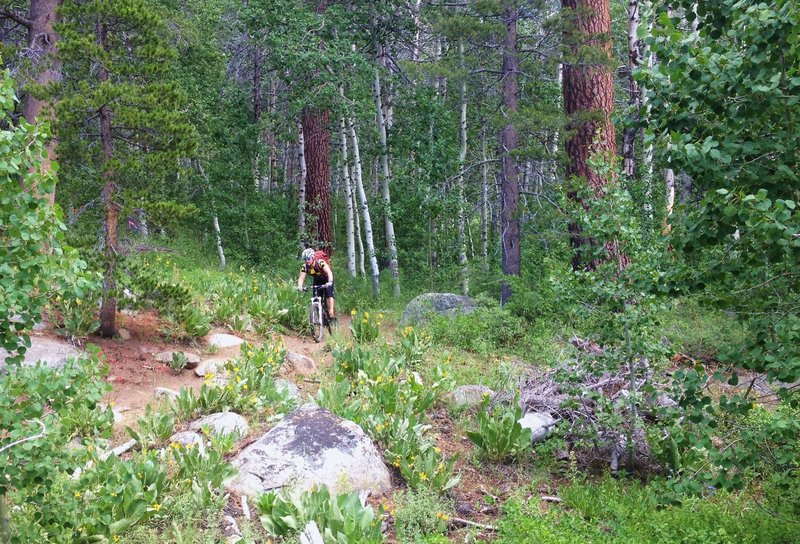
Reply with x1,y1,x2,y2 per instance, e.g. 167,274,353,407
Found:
301,248,315,261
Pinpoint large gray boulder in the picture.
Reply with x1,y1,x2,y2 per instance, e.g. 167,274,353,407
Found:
208,333,244,349
0,337,84,369
400,293,477,327
227,404,391,498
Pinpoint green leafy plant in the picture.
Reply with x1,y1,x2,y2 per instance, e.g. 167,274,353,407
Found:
127,406,176,449
466,395,532,462
170,442,236,507
393,325,431,368
394,487,452,542
256,486,383,543
52,292,101,345
169,352,189,374
350,309,382,343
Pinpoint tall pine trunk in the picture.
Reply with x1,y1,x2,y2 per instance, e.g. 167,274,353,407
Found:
297,121,308,250
301,110,333,254
562,0,627,271
373,66,400,296
21,0,61,204
97,20,117,338
500,2,521,304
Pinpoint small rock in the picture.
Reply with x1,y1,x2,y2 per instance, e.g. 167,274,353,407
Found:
155,387,180,400
275,378,300,399
154,351,201,366
518,412,557,443
112,408,125,425
222,515,242,541
208,333,244,348
195,358,228,377
446,385,494,408
284,351,317,376
117,328,131,341
656,394,678,408
190,412,249,440
455,500,476,517
32,322,48,332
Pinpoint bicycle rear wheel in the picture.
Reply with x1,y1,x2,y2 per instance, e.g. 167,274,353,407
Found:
309,301,324,343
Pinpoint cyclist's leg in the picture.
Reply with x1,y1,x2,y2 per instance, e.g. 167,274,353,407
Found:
326,283,335,319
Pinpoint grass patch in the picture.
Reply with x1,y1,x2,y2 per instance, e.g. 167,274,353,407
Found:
491,476,800,544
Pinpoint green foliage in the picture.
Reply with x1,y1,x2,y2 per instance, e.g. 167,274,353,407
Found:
0,66,98,360
51,290,101,345
169,441,236,508
317,342,459,493
126,406,176,449
425,297,531,357
256,486,384,543
0,353,112,541
466,395,533,462
349,309,383,344
393,487,452,543
393,325,432,369
169,352,189,374
492,476,800,544
171,342,292,420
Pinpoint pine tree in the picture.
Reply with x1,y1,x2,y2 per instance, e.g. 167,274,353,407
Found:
55,0,196,336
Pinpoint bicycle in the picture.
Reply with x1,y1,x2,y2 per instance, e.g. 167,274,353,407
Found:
303,285,335,342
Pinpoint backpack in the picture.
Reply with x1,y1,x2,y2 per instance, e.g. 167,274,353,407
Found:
314,250,330,266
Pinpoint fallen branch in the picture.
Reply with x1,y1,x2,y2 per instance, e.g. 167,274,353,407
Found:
450,517,498,532
0,419,46,454
99,438,137,461
540,495,562,503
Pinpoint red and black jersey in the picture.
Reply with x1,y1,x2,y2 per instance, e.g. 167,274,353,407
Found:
301,259,331,284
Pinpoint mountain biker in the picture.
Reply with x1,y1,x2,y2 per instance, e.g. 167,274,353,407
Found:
297,247,335,321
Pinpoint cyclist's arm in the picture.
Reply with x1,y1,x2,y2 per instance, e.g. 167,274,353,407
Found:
323,262,333,284
297,270,307,290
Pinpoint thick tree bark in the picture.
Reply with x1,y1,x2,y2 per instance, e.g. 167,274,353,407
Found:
339,116,357,277
17,0,61,204
562,0,627,271
348,114,380,297
373,66,400,296
97,21,117,338
301,110,333,254
297,121,308,250
500,2,521,304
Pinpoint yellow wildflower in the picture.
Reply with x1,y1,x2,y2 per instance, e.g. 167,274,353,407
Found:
151,502,161,511
436,512,450,521
364,312,370,319
419,471,428,481
351,309,357,316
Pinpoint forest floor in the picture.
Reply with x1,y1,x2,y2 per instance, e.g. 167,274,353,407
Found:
72,310,517,541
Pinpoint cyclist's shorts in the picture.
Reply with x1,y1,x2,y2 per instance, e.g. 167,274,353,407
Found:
313,281,335,299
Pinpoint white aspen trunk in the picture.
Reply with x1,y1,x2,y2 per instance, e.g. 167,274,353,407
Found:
339,116,357,277
373,65,401,296
213,213,226,270
481,127,489,269
297,121,307,249
411,0,422,63
662,168,675,235
353,184,366,277
457,39,469,296
348,114,381,297
197,161,227,270
623,0,642,180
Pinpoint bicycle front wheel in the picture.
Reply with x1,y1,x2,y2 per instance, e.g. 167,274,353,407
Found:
309,301,324,343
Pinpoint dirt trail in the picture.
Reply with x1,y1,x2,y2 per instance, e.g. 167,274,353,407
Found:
74,310,347,421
